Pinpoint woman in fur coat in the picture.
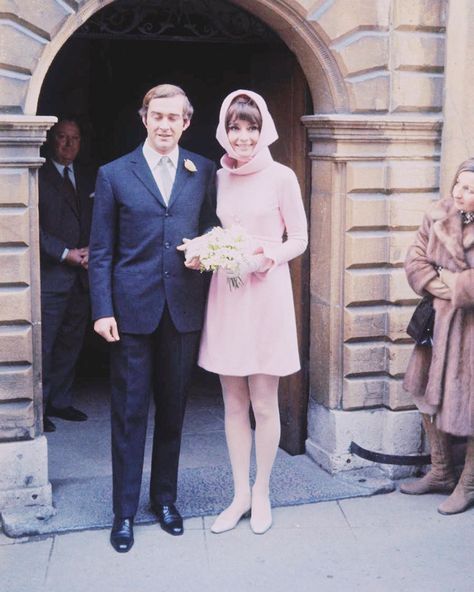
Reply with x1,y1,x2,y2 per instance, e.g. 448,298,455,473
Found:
402,158,474,515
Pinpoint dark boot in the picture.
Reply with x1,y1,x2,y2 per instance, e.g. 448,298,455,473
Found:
438,437,474,515
400,414,456,495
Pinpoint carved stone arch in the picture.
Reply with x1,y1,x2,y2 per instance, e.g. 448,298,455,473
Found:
24,0,348,115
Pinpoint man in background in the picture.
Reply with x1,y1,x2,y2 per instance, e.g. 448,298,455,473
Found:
39,118,95,432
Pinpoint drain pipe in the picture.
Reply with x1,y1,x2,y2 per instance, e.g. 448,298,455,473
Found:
350,442,431,466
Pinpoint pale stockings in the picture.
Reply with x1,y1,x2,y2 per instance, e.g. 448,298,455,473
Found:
211,374,280,532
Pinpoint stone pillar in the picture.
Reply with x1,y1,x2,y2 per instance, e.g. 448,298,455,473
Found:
0,116,56,533
440,0,474,196
302,113,442,478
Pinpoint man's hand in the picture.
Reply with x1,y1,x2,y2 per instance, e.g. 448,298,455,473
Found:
183,256,201,270
80,246,89,270
64,249,84,267
94,317,120,342
177,237,202,270
65,247,88,267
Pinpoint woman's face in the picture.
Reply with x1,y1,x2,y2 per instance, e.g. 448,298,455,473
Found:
452,171,474,212
227,118,261,162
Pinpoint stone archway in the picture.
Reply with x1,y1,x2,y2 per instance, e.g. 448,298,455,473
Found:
36,1,318,462
24,0,348,115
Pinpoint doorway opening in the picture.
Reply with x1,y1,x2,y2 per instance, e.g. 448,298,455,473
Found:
37,0,311,492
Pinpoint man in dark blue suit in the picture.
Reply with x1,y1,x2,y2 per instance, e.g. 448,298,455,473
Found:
88,84,218,552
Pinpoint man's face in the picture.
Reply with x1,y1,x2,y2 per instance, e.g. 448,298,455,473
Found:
51,121,81,165
142,95,190,155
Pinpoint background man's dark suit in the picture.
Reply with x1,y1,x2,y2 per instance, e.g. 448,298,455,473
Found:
88,144,217,521
39,122,95,430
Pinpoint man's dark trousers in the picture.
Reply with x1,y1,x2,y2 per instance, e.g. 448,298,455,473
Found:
88,145,218,520
41,278,89,410
110,307,199,519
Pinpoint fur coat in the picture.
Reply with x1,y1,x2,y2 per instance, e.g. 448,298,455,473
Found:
403,198,474,437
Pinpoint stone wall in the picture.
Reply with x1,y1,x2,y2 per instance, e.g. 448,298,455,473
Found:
300,0,447,476
0,116,55,513
304,113,441,475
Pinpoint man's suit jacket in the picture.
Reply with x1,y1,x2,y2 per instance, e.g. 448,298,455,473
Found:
39,159,95,293
88,145,218,335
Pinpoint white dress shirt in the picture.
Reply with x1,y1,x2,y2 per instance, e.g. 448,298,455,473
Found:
142,141,179,204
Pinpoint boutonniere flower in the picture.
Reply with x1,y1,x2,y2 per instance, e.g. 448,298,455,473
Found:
184,159,197,173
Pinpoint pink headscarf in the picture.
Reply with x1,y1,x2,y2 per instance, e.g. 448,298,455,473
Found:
216,89,278,173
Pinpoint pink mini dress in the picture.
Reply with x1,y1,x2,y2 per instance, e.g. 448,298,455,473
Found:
198,89,308,377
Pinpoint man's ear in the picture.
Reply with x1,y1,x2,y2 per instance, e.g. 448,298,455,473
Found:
142,115,147,128
183,118,191,132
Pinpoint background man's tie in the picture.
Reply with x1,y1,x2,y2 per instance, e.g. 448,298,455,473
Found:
63,165,81,214
157,156,173,203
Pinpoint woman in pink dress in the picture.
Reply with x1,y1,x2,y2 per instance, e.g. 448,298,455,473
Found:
191,90,307,533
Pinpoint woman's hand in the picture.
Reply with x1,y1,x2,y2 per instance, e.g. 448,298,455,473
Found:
425,277,452,300
439,268,456,291
242,254,268,274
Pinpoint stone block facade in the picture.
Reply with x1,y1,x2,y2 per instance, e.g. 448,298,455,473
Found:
0,115,56,517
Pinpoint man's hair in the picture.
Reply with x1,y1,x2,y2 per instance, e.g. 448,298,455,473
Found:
139,84,194,121
50,117,82,137
225,95,262,130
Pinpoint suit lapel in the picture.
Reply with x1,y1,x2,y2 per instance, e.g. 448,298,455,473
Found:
75,164,89,210
45,160,80,219
130,146,167,208
167,148,192,209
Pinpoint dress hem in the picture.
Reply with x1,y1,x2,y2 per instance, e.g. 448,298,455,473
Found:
197,362,300,378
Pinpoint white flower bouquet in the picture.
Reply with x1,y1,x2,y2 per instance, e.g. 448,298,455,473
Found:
197,226,250,289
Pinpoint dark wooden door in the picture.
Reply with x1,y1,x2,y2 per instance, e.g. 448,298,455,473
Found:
39,34,310,455
250,49,310,455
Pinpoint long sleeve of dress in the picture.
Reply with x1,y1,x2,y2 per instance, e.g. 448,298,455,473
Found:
405,213,438,296
262,170,308,268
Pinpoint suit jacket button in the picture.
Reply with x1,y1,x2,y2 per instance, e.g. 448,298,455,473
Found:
164,270,170,277
164,241,171,249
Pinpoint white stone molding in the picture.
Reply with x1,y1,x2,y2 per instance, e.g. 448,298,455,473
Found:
303,114,443,159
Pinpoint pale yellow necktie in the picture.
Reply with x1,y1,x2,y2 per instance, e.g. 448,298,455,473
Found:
157,156,173,202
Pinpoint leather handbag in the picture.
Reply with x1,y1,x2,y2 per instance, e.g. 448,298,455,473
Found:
407,295,435,346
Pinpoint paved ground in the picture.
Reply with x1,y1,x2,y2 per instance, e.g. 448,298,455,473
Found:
2,379,473,591
1,380,387,537
2,489,474,592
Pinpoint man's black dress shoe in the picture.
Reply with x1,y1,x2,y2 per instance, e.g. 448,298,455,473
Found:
110,517,134,553
152,503,184,536
43,416,56,432
46,406,88,422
